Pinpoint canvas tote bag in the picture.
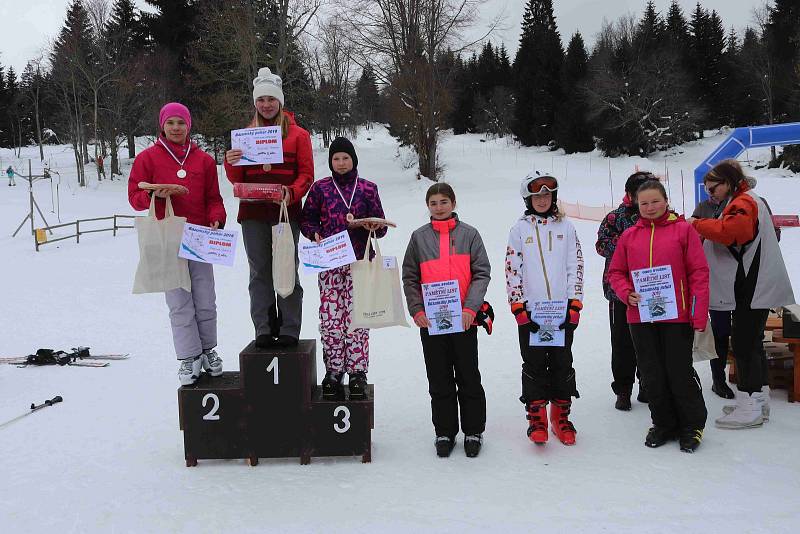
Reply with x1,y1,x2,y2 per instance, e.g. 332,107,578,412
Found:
132,195,191,294
692,317,718,362
272,200,296,298
349,230,409,332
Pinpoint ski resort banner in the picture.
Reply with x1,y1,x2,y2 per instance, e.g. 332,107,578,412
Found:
694,122,800,205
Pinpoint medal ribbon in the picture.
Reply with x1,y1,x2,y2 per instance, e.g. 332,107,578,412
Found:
158,138,192,172
331,176,359,212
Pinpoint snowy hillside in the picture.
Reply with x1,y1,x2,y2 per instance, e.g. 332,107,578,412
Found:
1,127,799,533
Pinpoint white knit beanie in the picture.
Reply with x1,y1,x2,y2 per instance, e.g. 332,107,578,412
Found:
252,67,285,106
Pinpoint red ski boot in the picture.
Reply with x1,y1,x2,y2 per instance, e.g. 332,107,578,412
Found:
550,399,577,445
526,400,548,444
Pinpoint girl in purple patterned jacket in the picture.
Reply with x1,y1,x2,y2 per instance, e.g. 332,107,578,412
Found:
300,137,388,400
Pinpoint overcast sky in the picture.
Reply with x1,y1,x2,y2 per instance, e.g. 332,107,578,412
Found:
0,0,767,75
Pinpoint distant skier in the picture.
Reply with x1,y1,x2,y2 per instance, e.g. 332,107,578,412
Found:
6,166,15,186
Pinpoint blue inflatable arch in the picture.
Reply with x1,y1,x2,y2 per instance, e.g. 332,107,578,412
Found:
694,122,800,206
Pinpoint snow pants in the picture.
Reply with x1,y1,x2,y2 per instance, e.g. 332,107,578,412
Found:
629,322,707,431
318,265,369,374
517,326,579,402
165,260,217,360
241,219,303,339
420,326,486,438
709,310,731,379
609,299,639,395
731,307,769,393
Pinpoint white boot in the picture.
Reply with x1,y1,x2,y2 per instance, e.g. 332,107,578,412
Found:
201,349,223,377
178,356,203,386
722,386,770,422
715,390,764,429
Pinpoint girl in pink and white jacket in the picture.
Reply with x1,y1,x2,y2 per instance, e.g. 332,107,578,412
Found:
608,179,708,453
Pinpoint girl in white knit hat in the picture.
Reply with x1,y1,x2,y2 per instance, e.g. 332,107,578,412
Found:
224,67,315,349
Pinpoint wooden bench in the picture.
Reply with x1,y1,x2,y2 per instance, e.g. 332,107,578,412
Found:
771,329,800,403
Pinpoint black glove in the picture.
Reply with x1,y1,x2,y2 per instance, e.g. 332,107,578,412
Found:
475,301,495,335
513,302,541,333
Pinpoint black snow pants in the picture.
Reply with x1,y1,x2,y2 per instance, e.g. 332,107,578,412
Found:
420,326,486,438
517,325,579,403
731,306,769,393
629,322,707,431
610,299,639,395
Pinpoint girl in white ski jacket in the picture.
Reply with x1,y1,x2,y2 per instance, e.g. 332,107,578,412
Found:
505,172,584,446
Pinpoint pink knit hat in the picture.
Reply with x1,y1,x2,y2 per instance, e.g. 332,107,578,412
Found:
159,102,192,133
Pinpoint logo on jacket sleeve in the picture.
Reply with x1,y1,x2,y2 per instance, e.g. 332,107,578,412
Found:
525,237,533,244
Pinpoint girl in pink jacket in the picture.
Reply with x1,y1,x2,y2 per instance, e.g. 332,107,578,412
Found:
608,180,709,453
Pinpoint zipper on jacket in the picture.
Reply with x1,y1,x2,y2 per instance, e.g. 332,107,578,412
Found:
680,280,686,311
533,220,552,300
649,222,655,267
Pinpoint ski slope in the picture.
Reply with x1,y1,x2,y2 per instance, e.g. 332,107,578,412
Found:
1,127,799,533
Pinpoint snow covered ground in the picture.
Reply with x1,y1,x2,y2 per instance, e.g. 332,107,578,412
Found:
1,127,799,533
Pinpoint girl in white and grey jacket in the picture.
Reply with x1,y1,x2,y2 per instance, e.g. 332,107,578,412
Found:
505,172,584,446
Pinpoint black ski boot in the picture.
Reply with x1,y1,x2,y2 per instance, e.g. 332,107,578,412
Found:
435,436,455,458
615,393,632,411
679,428,703,453
322,371,345,400
464,434,483,458
348,371,368,400
711,361,735,399
644,426,678,448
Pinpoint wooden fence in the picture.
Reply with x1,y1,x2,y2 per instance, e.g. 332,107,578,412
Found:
34,215,136,251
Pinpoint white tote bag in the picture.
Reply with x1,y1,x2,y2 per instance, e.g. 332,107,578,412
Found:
349,230,409,332
272,200,296,298
133,195,191,294
692,318,718,362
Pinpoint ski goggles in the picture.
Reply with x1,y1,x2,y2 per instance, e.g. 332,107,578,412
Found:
525,176,558,196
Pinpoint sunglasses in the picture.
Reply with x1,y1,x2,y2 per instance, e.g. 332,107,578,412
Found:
705,182,724,195
527,176,558,195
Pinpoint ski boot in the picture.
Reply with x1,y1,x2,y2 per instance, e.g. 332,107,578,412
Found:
201,349,223,377
550,399,576,445
178,355,203,386
322,371,345,400
644,426,678,448
348,371,368,400
525,400,548,444
435,436,455,458
679,428,703,453
464,434,483,458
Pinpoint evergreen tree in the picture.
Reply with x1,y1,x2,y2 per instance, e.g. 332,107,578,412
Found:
665,0,690,50
689,4,726,128
555,32,594,152
353,63,381,126
512,0,564,147
634,1,665,57
450,53,478,134
765,0,800,122
731,28,763,127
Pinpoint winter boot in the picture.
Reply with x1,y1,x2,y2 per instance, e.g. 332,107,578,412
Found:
711,362,735,399
178,355,203,386
722,386,770,421
273,335,298,348
715,390,764,429
255,334,275,349
322,371,345,400
615,393,632,411
644,426,678,448
435,436,455,458
679,428,703,453
637,386,649,404
348,371,368,400
550,399,577,446
525,400,548,444
464,434,483,458
201,349,223,377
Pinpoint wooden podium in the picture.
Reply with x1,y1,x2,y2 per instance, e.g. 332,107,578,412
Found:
178,340,373,466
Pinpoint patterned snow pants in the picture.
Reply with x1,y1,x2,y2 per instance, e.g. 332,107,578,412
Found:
318,265,369,374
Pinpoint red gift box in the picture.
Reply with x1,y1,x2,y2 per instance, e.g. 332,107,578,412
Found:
233,182,283,202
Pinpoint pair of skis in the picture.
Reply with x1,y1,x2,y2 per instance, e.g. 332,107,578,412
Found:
0,347,130,368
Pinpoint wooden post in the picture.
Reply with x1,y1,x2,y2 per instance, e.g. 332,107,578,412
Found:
76,220,80,244
28,160,34,237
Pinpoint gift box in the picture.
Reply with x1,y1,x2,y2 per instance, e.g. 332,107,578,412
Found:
233,182,283,202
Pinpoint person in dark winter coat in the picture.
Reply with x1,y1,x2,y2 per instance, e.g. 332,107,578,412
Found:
128,102,227,386
608,180,708,453
688,159,795,430
402,183,491,458
300,137,388,401
506,172,584,447
224,67,314,349
6,166,15,186
596,171,654,410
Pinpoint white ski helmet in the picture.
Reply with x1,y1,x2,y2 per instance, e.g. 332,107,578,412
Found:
520,171,559,198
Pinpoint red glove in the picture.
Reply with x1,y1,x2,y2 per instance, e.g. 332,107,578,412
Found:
559,299,583,330
512,302,540,333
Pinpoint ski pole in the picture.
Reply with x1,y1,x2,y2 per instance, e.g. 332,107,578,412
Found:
0,396,63,430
